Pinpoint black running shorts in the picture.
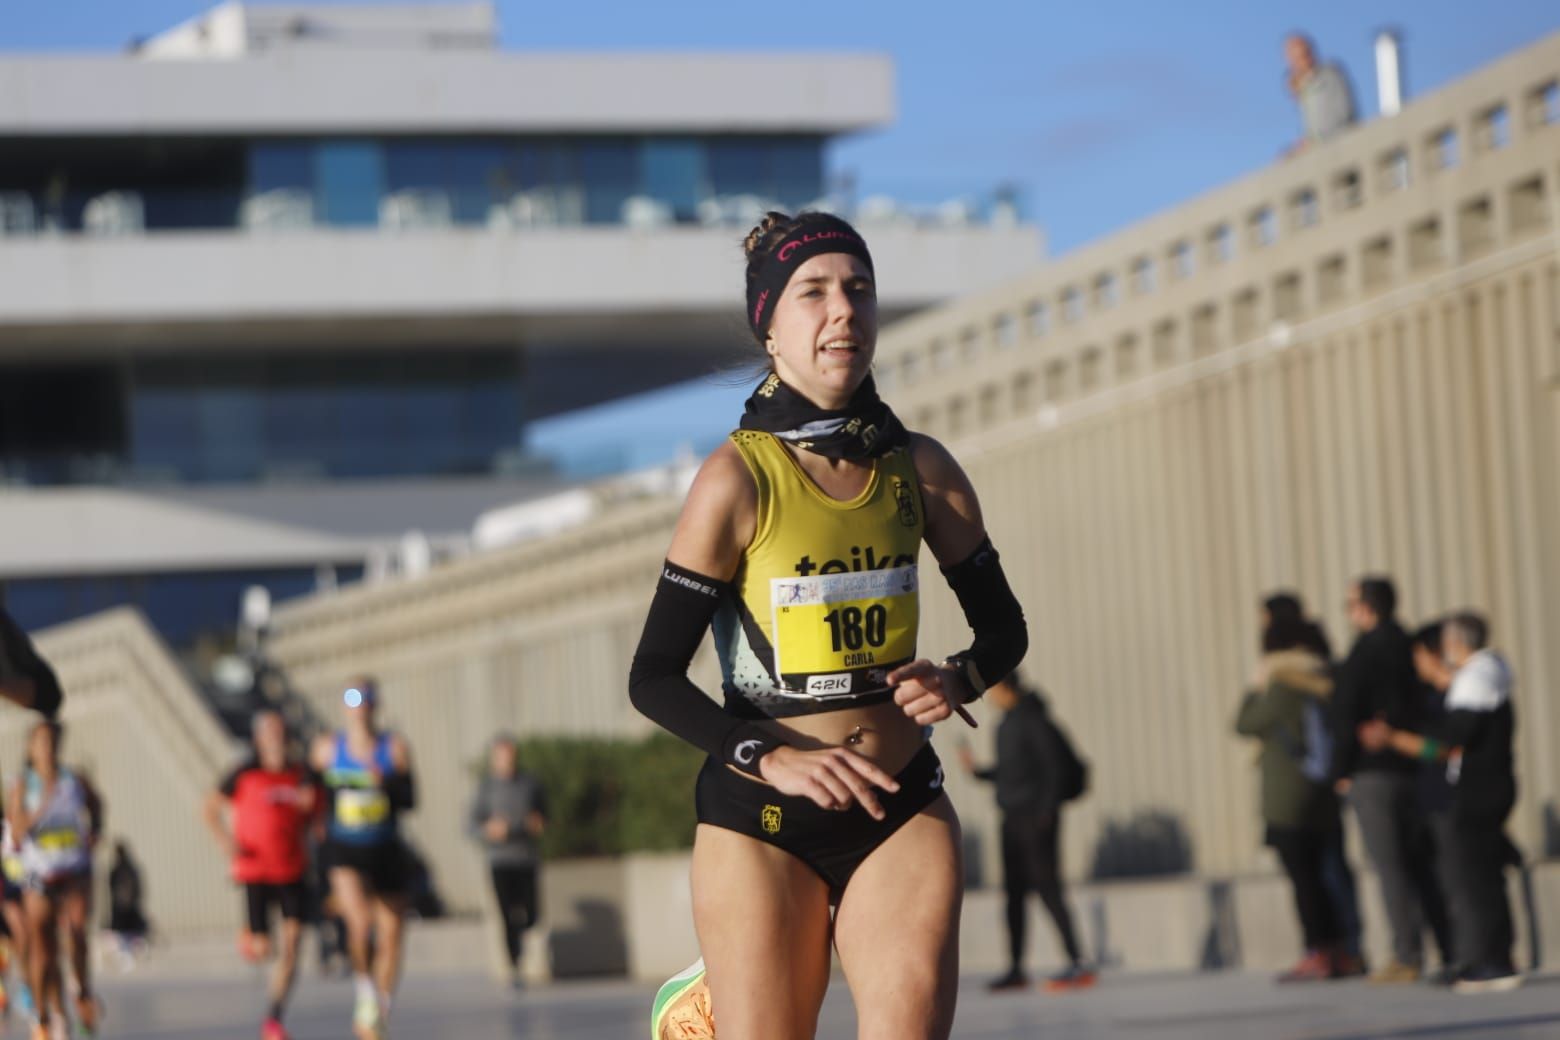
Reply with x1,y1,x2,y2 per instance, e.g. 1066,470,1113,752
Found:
324,840,410,897
695,742,948,902
244,880,307,933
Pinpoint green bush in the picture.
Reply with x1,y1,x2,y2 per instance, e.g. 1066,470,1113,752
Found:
509,733,704,859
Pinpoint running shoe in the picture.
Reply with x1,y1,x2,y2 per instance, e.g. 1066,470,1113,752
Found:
1452,962,1522,994
1276,950,1333,984
986,969,1028,992
651,958,714,1040
1043,965,1098,992
73,994,100,1038
352,989,383,1040
14,981,34,1020
260,1016,291,1040
1330,951,1368,979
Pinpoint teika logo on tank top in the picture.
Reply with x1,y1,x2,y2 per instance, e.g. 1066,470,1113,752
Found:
794,545,915,576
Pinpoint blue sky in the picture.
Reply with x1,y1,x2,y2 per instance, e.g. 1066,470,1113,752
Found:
12,2,1559,471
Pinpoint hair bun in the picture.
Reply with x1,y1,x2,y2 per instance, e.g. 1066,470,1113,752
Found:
742,210,793,261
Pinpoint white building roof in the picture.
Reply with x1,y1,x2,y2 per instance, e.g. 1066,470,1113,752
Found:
0,50,893,135
138,2,500,59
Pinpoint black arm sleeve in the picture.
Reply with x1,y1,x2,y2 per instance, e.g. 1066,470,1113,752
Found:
941,538,1028,701
383,768,415,811
1436,709,1483,749
628,561,781,778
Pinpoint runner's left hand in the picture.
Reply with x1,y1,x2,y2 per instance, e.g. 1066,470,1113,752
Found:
887,660,978,728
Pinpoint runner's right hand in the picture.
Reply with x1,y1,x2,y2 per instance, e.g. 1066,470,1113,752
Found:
757,745,901,821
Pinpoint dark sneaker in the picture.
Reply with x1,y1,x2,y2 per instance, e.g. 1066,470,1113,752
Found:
1424,965,1464,988
986,970,1029,993
1277,950,1332,983
1330,951,1368,979
1453,963,1521,994
1043,965,1098,993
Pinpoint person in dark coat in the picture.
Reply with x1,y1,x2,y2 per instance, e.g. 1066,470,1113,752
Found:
1236,601,1356,981
958,672,1092,993
1331,576,1449,982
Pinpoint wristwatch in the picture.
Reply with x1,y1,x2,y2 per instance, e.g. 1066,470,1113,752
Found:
942,654,987,703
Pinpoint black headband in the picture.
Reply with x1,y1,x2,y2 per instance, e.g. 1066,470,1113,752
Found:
746,215,875,339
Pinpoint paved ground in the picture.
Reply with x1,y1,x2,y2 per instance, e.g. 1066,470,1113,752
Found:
53,966,1560,1039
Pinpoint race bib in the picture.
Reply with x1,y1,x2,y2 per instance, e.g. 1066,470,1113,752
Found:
335,788,390,829
36,829,80,852
770,565,917,693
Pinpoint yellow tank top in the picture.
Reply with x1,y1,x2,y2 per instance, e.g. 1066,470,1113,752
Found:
714,430,925,718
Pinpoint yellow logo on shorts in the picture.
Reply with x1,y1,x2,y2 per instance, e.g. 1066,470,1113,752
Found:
760,804,783,835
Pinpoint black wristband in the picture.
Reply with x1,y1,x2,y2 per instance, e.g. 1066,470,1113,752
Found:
722,723,781,778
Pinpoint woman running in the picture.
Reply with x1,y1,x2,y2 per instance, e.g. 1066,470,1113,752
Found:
630,210,1027,1040
7,721,102,1040
310,678,415,1040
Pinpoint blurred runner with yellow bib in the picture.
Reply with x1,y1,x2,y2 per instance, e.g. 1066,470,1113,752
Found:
311,679,416,1040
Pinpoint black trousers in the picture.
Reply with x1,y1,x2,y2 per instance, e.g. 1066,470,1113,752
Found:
489,864,539,967
1000,812,1081,970
1268,826,1344,952
1448,808,1515,970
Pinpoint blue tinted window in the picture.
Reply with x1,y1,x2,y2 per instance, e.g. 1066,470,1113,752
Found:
315,140,384,226
640,139,705,222
384,140,511,224
771,138,823,208
4,566,362,651
708,138,767,200
580,140,638,224
127,352,523,482
248,141,313,193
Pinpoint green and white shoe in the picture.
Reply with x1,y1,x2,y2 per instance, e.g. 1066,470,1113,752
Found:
650,958,714,1040
352,989,382,1040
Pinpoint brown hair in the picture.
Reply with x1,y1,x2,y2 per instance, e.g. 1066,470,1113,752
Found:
741,210,804,346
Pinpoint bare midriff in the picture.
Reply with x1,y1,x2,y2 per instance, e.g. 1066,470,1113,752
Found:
734,699,927,782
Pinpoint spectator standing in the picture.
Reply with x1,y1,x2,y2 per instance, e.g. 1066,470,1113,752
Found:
105,841,150,970
468,734,547,988
1331,577,1448,982
957,673,1093,993
1409,621,1461,982
1236,601,1354,981
1361,612,1520,992
1284,33,1358,152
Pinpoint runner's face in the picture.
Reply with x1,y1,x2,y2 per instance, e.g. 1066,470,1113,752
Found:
766,253,877,409
490,742,517,777
253,713,286,759
27,726,56,770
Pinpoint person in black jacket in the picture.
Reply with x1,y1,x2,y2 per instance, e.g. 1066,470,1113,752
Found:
0,607,63,718
958,673,1092,993
1361,612,1520,993
1331,576,1448,982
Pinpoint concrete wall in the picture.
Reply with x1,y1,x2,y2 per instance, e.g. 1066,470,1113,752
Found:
0,223,1042,343
539,854,1560,982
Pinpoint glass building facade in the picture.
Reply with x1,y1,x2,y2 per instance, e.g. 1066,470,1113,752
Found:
0,134,825,232
1,565,363,652
0,350,525,486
